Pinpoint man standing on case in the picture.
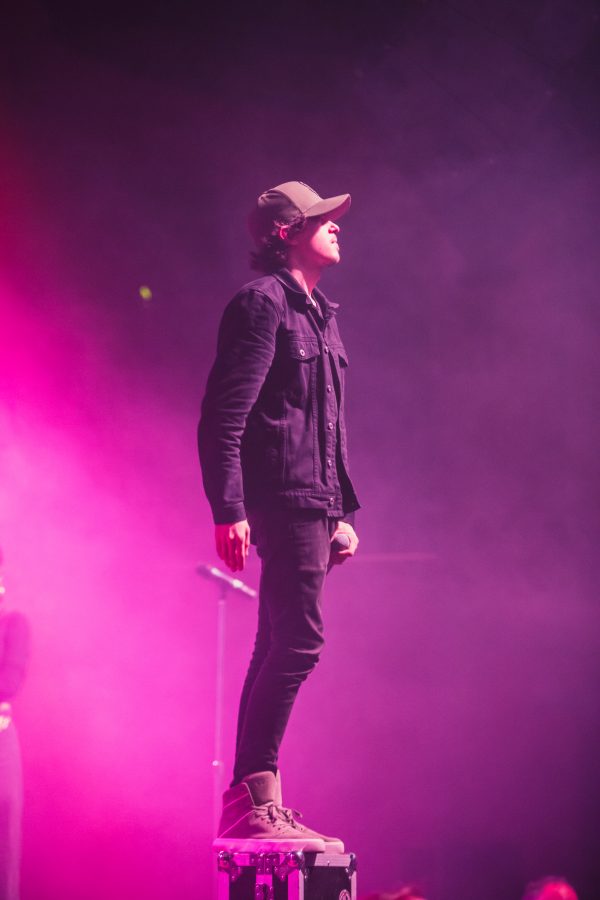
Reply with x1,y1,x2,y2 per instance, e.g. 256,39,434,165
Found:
198,181,360,852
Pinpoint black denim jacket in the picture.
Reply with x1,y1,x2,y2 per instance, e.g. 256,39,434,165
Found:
198,269,360,524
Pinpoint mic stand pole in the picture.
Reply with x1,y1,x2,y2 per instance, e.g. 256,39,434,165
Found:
196,565,257,843
213,579,227,841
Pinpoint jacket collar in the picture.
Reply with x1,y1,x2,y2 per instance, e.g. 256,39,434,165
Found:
274,268,339,319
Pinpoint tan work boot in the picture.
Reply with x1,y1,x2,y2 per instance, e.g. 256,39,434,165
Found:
213,771,326,852
274,770,345,853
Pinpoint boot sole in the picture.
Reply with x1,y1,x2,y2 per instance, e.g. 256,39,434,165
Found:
212,836,326,853
321,840,345,853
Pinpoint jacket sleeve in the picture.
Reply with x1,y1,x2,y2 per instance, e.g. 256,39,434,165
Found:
197,288,280,524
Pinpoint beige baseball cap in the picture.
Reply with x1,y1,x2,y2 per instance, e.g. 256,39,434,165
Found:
248,180,351,243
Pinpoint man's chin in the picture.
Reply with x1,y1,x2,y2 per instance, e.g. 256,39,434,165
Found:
314,251,340,271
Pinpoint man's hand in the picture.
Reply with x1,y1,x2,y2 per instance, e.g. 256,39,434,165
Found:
215,520,250,572
329,521,359,567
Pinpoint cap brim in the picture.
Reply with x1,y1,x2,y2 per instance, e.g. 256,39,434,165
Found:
304,193,351,221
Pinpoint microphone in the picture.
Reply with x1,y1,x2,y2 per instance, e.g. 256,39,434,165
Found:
196,563,257,598
330,533,351,552
327,532,351,573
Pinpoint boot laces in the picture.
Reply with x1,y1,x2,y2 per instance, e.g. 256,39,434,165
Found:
277,805,304,828
254,802,281,824
254,802,305,832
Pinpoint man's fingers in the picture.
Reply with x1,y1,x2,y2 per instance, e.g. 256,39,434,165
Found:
232,531,244,571
231,527,250,572
233,524,250,571
233,533,245,571
222,541,233,571
333,549,352,563
329,525,359,567
225,528,237,571
214,520,251,573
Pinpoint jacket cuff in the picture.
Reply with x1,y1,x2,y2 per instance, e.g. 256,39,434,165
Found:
212,502,247,525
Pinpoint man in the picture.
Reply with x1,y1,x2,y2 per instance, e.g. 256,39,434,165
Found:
198,181,360,852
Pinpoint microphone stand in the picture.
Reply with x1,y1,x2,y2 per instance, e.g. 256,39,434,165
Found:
196,564,257,845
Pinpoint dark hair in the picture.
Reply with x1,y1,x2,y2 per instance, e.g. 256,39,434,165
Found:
250,212,307,273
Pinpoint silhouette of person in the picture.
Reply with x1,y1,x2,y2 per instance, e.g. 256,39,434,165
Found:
522,877,578,900
0,549,30,900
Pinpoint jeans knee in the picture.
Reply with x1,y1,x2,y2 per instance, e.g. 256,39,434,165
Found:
270,637,324,677
302,641,324,672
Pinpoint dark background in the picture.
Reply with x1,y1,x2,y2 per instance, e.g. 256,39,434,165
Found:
1,1,599,898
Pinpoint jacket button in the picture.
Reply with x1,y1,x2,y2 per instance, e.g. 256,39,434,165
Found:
327,459,333,467
326,385,332,393
299,348,306,357
324,345,329,353
327,422,334,430
329,497,334,505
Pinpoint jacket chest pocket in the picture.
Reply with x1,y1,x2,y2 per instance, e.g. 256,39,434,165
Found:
324,328,349,368
280,336,320,408
336,346,349,368
328,342,349,388
288,338,320,362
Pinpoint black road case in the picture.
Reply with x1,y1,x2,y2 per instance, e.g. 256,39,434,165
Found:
216,850,357,899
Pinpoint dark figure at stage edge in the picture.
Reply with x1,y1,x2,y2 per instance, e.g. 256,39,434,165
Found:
0,549,30,900
198,181,360,851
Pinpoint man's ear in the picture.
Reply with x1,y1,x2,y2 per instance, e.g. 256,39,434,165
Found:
278,225,291,243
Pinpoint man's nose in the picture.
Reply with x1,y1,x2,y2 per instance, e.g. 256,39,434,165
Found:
330,221,340,233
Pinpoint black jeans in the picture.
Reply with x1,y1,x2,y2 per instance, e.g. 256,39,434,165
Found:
232,508,336,785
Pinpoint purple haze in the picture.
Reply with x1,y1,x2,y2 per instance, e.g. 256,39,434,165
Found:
1,2,599,898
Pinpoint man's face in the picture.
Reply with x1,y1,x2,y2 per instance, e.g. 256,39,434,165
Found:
286,216,341,270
